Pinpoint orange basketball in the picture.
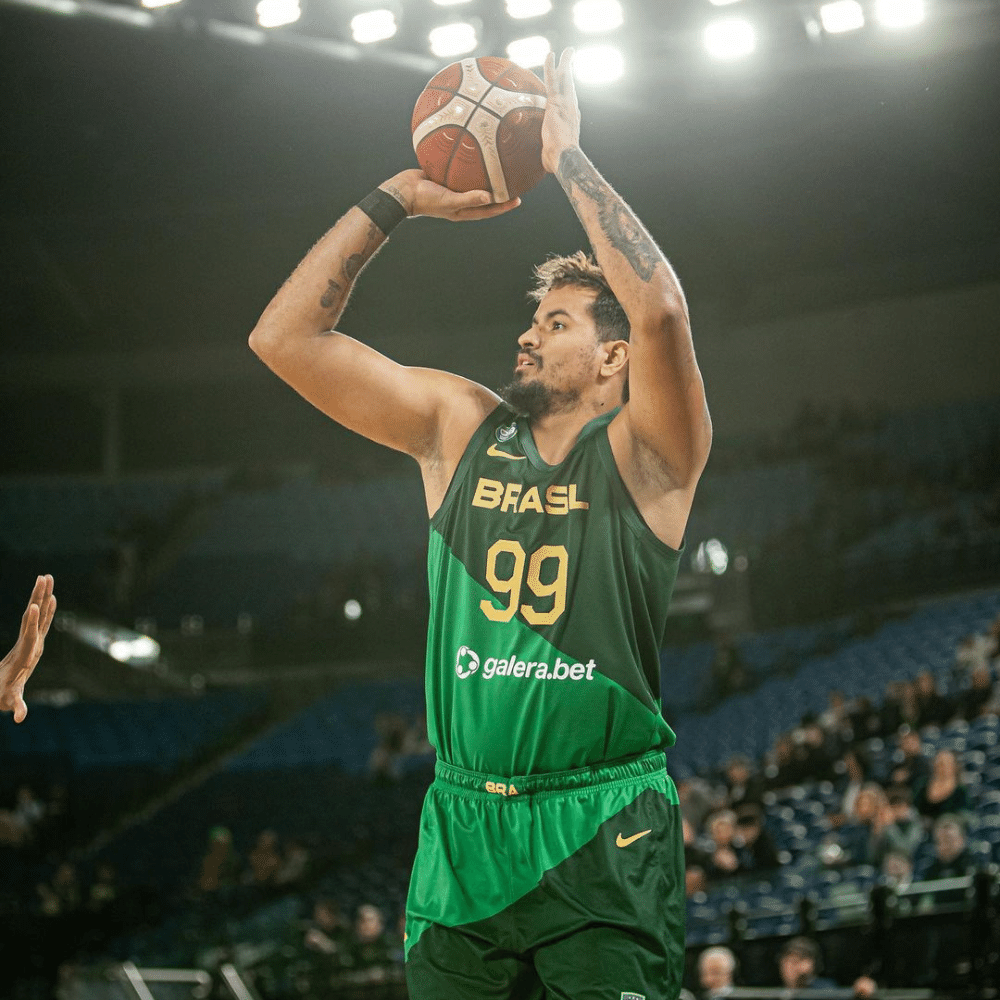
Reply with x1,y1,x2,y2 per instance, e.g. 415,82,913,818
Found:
412,57,547,203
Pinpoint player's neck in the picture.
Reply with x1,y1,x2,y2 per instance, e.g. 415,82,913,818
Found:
528,399,615,465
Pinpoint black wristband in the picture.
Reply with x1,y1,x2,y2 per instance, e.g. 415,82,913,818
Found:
357,188,408,236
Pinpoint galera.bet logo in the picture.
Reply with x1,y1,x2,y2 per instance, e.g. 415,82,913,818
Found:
455,645,480,679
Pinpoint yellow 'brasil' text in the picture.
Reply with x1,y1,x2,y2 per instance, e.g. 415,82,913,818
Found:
472,478,590,516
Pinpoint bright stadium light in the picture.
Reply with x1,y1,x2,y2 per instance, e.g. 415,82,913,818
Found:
429,22,478,57
507,35,551,68
343,599,363,621
255,0,299,28
820,0,865,34
573,44,624,84
351,9,397,44
875,0,925,29
141,0,182,8
703,17,756,60
431,0,473,6
572,0,623,34
505,0,552,18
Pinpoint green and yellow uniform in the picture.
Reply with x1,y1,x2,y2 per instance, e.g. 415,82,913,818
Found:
405,405,685,1000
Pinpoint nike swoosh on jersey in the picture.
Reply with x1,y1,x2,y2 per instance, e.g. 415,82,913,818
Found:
487,443,526,461
615,829,652,848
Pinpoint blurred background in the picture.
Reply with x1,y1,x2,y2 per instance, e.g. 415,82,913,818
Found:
1,0,999,998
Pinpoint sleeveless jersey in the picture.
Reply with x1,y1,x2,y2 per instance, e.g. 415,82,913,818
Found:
425,404,682,775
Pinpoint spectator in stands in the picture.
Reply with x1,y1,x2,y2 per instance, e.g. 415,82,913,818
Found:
915,749,972,823
703,810,740,882
777,937,837,992
765,734,801,791
914,670,950,728
275,836,311,887
195,826,241,896
846,695,883,744
836,782,892,867
835,747,870,821
0,574,56,725
732,803,781,874
956,663,997,720
880,849,914,890
245,829,282,890
678,774,721,832
889,727,929,798
882,682,921,736
819,688,853,748
723,754,764,810
793,720,837,784
881,785,925,861
86,862,118,913
346,903,398,984
697,946,737,999
36,861,82,917
13,784,45,841
920,814,975,881
954,631,996,679
303,897,349,958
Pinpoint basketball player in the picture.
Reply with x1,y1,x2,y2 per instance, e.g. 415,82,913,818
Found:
250,50,711,1000
0,574,56,724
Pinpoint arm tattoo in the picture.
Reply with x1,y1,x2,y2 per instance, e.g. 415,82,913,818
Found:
318,220,383,313
557,148,660,283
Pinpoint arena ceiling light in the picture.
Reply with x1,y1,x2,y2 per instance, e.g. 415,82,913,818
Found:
874,0,925,29
255,0,299,27
571,0,624,34
703,16,756,60
351,9,397,43
507,35,551,67
573,44,624,84
505,0,552,18
140,0,182,8
429,22,478,57
819,0,865,34
431,0,473,6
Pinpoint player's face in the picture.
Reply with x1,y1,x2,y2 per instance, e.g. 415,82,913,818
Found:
504,285,605,416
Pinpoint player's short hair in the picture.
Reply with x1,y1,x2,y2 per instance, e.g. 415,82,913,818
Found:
529,251,630,345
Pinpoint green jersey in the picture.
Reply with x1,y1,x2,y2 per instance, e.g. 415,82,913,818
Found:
425,404,681,775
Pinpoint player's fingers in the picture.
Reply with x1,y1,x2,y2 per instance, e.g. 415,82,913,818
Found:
19,601,40,645
456,197,521,221
13,690,27,724
39,593,57,639
543,51,555,90
444,189,492,212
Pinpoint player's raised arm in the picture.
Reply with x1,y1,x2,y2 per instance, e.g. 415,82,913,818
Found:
0,575,56,724
541,51,712,495
248,171,518,461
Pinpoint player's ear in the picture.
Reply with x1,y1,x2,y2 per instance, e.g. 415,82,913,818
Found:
600,340,628,378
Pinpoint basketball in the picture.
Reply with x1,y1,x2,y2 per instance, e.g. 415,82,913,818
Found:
412,57,548,203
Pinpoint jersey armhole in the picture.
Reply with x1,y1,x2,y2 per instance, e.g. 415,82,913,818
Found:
595,426,686,560
430,404,512,531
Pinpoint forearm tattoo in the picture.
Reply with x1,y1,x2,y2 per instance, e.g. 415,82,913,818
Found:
557,148,660,283
319,220,383,312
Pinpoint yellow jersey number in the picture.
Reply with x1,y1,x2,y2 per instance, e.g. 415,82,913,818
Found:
480,539,568,626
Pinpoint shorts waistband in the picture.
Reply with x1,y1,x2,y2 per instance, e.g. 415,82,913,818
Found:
433,750,668,798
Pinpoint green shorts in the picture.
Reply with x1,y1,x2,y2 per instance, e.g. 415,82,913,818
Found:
404,751,685,1000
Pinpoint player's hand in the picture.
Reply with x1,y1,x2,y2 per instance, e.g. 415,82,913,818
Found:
541,48,581,174
380,170,520,222
0,575,56,724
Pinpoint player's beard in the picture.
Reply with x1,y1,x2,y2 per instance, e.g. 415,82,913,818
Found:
498,370,581,421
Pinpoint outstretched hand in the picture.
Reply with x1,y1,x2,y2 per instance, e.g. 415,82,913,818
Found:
0,575,56,724
541,48,581,174
381,170,520,222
